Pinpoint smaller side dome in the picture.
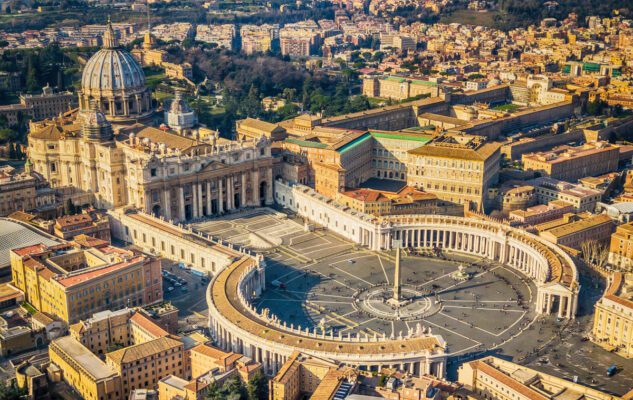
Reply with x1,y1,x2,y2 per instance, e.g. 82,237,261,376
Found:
80,99,113,142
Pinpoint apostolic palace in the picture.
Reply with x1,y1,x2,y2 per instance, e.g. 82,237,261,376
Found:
26,22,274,222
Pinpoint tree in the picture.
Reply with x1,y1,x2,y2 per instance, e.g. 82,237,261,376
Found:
247,369,268,400
65,199,76,215
25,55,39,92
468,73,485,80
14,144,23,160
0,380,26,400
282,88,296,102
580,239,609,269
586,99,606,116
7,142,15,159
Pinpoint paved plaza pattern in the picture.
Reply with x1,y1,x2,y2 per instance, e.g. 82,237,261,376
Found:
193,209,550,357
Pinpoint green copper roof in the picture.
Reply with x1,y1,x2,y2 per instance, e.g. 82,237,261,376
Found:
337,133,372,154
285,138,328,149
384,76,406,82
370,131,433,143
411,80,437,86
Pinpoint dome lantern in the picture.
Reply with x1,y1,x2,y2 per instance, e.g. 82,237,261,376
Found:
103,17,119,49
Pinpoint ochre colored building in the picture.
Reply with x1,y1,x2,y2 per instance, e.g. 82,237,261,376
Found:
11,239,162,324
609,222,633,271
592,272,633,358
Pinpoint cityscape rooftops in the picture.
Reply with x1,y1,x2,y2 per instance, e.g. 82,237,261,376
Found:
107,335,183,365
408,134,501,161
51,336,118,381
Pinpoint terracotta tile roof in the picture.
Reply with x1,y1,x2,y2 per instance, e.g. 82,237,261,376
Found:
120,124,205,151
191,344,231,361
29,122,81,140
184,378,210,392
12,244,50,257
0,284,22,303
72,235,109,249
238,118,285,133
56,214,92,228
408,140,501,161
475,361,548,400
310,369,345,400
130,312,169,339
106,336,183,365
604,272,633,310
56,256,145,288
272,352,301,384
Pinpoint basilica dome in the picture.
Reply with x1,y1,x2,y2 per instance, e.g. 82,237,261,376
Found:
78,20,153,123
81,46,145,93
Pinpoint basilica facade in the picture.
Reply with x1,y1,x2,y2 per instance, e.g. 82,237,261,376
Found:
27,22,274,222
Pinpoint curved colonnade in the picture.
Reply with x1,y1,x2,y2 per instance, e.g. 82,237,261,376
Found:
206,214,580,379
377,215,579,319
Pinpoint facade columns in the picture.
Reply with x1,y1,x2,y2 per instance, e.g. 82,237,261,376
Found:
163,189,171,220
252,170,260,205
206,181,212,216
218,178,224,213
227,176,234,210
192,183,199,219
178,186,185,222
266,168,274,204
197,182,204,217
242,173,247,208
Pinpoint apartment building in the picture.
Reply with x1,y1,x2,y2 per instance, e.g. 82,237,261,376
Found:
49,336,122,400
362,76,440,100
54,210,111,242
106,335,185,395
0,165,57,217
537,213,614,250
522,142,620,182
609,222,633,271
269,351,356,400
509,200,575,225
10,240,162,324
407,134,501,212
458,356,621,400
529,177,602,212
241,24,277,55
592,272,633,358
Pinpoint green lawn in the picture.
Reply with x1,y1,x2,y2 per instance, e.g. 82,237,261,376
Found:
440,9,500,27
493,103,521,112
210,106,225,115
368,97,387,108
143,67,166,88
153,91,173,103
20,301,37,315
